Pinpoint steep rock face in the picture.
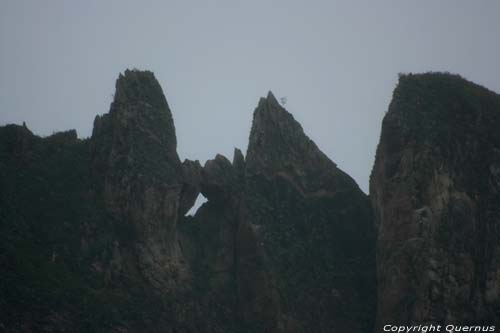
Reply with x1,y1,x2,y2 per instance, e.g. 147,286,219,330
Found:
0,70,201,332
90,70,189,291
242,92,376,332
371,73,500,328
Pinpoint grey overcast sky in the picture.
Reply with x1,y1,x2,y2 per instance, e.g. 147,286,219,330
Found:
1,1,499,193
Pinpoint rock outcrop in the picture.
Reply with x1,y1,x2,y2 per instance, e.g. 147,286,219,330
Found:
178,92,377,332
178,151,245,332
90,70,189,292
0,70,376,332
241,92,376,332
9,69,500,332
371,73,500,328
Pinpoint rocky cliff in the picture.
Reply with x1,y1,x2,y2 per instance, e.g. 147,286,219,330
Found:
3,69,499,333
0,70,375,332
371,73,500,328
177,92,376,332
241,92,375,332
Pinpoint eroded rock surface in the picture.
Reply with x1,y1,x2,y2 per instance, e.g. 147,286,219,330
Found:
371,73,500,328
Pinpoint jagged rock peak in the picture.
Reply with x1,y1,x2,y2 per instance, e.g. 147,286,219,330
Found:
232,148,245,181
265,90,279,105
94,69,177,153
233,147,245,166
248,90,309,162
114,69,169,110
246,90,362,194
254,90,295,121
371,72,500,328
90,69,181,183
243,92,375,332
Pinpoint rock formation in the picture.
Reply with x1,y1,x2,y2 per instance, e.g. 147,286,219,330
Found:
3,69,498,332
179,92,376,332
371,73,500,329
241,92,376,332
90,70,190,292
0,69,376,332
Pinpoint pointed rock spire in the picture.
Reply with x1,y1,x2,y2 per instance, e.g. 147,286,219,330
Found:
246,91,359,193
242,91,376,332
88,70,185,288
114,69,170,110
91,69,181,185
232,148,245,180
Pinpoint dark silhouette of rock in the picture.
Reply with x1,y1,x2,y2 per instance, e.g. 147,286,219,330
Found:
242,91,376,332
200,154,239,202
179,149,245,332
89,69,189,292
21,69,500,332
0,70,200,332
371,73,500,329
0,71,376,332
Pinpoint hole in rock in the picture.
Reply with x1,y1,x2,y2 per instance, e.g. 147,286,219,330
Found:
185,193,207,216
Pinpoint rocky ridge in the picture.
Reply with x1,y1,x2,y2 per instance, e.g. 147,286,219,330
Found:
1,70,500,332
0,70,375,332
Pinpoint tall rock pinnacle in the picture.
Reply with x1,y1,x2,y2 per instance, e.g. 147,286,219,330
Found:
371,73,500,328
91,69,181,186
242,91,376,332
90,69,187,291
